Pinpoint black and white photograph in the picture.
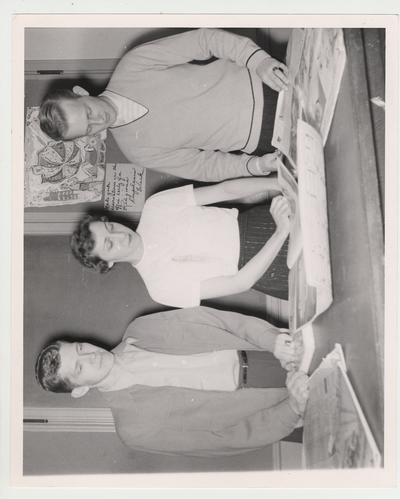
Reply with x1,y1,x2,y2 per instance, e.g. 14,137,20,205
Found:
4,8,398,491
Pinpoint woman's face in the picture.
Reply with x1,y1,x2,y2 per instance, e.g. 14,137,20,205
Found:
89,221,139,264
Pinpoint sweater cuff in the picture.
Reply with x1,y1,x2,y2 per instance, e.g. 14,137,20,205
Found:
245,157,257,176
246,49,271,72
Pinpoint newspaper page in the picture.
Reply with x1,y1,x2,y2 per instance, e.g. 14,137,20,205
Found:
296,119,332,315
272,28,306,168
272,28,346,168
277,159,302,268
288,251,317,330
287,119,332,329
303,344,382,469
290,322,315,374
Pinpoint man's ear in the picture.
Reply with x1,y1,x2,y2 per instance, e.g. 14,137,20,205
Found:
71,386,90,398
72,85,90,97
108,261,114,269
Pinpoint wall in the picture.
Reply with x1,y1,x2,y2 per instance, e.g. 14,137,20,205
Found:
25,28,188,61
25,27,291,62
23,26,281,475
24,235,164,410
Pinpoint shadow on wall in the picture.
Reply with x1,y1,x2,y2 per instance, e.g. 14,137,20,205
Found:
257,28,292,61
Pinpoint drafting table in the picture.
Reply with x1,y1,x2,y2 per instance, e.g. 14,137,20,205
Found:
289,28,385,453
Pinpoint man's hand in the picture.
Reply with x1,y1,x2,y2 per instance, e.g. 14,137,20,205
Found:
256,57,289,92
286,370,310,416
274,333,297,368
270,195,292,235
248,151,282,176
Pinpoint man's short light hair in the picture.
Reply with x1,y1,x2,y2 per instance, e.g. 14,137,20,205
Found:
35,341,76,393
39,89,80,140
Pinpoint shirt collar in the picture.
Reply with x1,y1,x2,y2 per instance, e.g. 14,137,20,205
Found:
100,90,148,128
94,340,136,392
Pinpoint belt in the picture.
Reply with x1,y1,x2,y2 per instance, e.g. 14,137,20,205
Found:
238,350,248,388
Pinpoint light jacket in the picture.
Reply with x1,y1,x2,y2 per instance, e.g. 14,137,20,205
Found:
101,306,299,457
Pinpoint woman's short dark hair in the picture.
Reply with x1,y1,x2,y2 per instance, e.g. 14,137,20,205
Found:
70,214,111,273
39,89,79,140
35,342,75,393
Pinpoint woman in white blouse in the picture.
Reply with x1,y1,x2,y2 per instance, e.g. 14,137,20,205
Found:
71,177,292,308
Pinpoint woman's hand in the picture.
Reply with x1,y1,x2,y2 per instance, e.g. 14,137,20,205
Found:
256,57,290,92
273,333,297,366
270,195,292,235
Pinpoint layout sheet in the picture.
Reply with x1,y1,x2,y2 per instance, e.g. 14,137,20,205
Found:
290,322,315,374
288,252,317,330
272,28,346,168
303,344,381,469
277,159,302,269
296,119,333,315
287,119,333,329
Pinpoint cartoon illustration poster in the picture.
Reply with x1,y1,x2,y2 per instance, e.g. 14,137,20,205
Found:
24,107,107,207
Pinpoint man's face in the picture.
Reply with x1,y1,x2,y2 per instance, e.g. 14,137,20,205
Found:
58,341,114,388
89,221,139,264
59,96,116,140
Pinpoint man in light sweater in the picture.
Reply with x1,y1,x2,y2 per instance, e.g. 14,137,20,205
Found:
35,306,309,457
39,28,289,182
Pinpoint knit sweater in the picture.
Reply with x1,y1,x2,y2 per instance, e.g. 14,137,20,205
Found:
107,28,272,181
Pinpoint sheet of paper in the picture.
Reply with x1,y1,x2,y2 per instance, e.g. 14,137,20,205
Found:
290,322,315,374
317,29,347,143
277,160,302,269
303,344,382,469
288,252,317,331
272,28,346,167
296,119,332,315
104,163,146,212
272,28,306,168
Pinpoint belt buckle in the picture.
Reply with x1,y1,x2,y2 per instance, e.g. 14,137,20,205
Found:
240,351,248,387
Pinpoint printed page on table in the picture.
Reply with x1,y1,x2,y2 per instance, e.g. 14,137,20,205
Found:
277,159,302,269
272,28,346,169
302,344,382,469
272,28,306,168
290,322,315,374
288,251,317,331
296,119,333,315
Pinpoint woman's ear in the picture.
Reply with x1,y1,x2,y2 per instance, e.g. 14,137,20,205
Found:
71,385,90,398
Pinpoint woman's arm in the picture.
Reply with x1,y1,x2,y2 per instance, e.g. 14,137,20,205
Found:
200,196,291,299
193,177,281,206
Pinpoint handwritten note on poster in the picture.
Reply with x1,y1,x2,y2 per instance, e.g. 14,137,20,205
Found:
104,163,146,212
